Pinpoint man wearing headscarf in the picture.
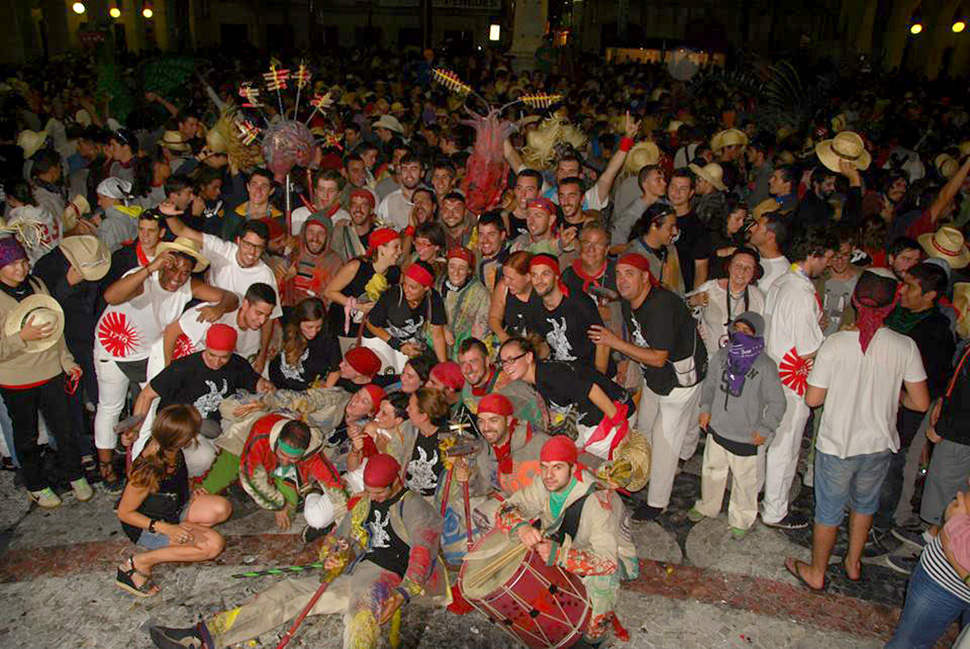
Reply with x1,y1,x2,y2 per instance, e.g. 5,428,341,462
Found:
786,269,930,591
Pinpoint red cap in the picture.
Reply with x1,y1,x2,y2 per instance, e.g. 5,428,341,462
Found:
447,246,475,267
367,227,400,255
205,323,237,352
350,188,376,207
364,453,401,488
430,361,465,391
477,393,514,416
360,384,386,412
527,197,556,215
540,436,578,464
529,253,561,276
404,262,435,288
258,217,286,241
345,346,381,377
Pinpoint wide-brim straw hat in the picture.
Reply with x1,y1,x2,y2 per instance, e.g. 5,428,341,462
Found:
60,235,110,281
919,226,970,269
205,129,228,155
936,153,959,179
624,141,661,175
17,130,48,159
815,131,872,172
372,114,404,134
156,236,209,273
4,294,64,353
752,198,781,220
61,194,90,231
953,282,970,339
688,162,727,191
711,128,748,152
156,130,190,152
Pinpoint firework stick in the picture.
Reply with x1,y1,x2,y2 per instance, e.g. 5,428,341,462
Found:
275,578,333,649
462,479,473,548
232,562,324,579
439,464,454,517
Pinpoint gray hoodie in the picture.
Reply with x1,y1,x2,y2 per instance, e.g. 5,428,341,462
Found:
699,347,786,448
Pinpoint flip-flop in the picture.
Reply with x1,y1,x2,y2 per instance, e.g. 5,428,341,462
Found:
785,557,826,592
842,559,862,582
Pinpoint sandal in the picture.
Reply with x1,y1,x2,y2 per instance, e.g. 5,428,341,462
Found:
100,461,124,494
116,556,158,598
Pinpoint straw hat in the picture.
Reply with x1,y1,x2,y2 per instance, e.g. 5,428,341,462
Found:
4,294,64,353
156,236,209,273
815,131,871,173
624,141,661,175
60,235,110,281
919,226,970,269
936,153,959,179
830,113,848,133
372,115,404,134
752,198,781,220
17,130,48,159
156,130,190,152
954,283,970,339
205,128,228,155
61,194,90,231
710,128,748,152
959,142,970,158
688,162,727,191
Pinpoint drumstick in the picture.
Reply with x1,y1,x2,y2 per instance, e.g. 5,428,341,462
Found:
465,543,529,589
462,481,474,548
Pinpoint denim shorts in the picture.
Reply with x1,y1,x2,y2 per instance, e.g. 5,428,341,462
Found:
136,504,189,550
813,449,891,526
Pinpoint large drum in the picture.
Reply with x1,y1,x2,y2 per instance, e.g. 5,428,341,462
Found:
459,528,590,649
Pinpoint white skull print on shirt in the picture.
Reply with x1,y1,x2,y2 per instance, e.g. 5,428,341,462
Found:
368,509,392,549
388,316,424,344
279,348,309,382
545,317,577,361
193,379,230,418
405,445,440,494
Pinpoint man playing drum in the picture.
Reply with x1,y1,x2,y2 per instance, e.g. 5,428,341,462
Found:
148,454,447,649
495,436,638,647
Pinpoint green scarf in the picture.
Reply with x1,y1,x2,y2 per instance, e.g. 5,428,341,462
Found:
885,305,933,334
549,477,577,520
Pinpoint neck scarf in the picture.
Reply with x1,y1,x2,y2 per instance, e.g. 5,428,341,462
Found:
852,295,896,353
570,258,607,292
884,304,933,334
492,418,520,474
725,332,765,396
549,476,577,520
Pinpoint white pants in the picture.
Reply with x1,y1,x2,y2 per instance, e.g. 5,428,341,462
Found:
695,436,760,529
94,357,144,450
304,492,337,529
761,386,808,524
637,380,702,509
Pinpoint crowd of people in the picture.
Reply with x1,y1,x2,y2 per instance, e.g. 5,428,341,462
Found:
3,45,970,649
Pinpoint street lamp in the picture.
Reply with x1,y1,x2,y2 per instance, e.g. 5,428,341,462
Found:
954,6,967,33
109,6,121,17
72,2,86,14
142,2,153,18
489,24,501,41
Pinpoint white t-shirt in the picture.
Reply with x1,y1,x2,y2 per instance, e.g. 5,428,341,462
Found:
764,270,823,365
696,280,766,357
758,255,790,293
376,189,413,232
291,205,350,235
202,234,283,320
95,268,193,362
809,329,926,457
172,305,262,363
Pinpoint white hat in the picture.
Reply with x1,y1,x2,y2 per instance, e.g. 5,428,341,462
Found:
372,115,404,134
4,294,64,353
96,177,133,200
60,235,110,281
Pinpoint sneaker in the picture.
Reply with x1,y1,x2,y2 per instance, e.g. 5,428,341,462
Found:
729,526,748,540
28,487,62,509
885,554,918,575
631,504,664,522
762,512,810,530
892,527,929,551
864,528,901,557
686,507,705,523
302,522,334,544
70,478,94,502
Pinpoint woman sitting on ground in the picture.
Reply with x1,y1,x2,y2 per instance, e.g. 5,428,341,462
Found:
115,404,232,597
268,297,341,391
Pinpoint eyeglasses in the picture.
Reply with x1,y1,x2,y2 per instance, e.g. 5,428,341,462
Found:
239,239,266,253
499,351,527,367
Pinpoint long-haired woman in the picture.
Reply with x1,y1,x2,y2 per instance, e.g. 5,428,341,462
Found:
115,404,231,597
269,297,341,390
324,228,402,339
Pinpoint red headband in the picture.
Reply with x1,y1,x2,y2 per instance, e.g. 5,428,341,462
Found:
367,227,400,255
617,252,659,287
527,197,556,214
404,263,435,288
345,346,381,377
360,384,386,412
540,435,578,464
350,188,376,207
447,246,475,267
478,393,514,416
363,453,401,488
430,361,465,391
529,253,560,276
205,323,237,352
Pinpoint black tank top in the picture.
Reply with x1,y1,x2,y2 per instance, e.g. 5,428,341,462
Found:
122,450,189,542
503,287,539,337
328,261,400,336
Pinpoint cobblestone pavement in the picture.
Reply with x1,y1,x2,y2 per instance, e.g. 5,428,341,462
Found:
0,445,953,649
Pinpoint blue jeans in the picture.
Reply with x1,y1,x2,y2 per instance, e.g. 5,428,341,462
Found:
885,562,970,648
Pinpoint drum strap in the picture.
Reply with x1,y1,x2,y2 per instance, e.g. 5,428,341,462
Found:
547,491,593,545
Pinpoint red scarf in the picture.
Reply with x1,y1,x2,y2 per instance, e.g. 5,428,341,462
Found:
136,241,150,267
570,259,607,292
852,295,897,353
471,368,498,397
493,419,530,474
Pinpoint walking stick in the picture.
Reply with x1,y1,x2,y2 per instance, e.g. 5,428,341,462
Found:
275,578,333,649
439,465,454,517
462,479,474,549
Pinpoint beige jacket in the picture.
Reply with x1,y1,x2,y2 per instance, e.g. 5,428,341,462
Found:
0,277,77,387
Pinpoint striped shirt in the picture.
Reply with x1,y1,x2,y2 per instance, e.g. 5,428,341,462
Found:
919,535,970,603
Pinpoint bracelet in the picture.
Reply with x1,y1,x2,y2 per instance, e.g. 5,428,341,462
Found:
619,137,635,152
148,519,158,534
395,586,412,605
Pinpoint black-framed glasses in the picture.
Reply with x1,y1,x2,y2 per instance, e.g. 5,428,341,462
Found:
499,351,527,367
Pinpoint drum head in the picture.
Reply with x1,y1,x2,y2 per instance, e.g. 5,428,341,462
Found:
459,529,524,600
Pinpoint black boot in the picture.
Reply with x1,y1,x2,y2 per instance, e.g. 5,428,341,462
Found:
148,622,212,649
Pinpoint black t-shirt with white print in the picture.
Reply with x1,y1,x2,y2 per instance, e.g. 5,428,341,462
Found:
524,292,613,375
621,286,707,396
534,360,633,427
367,284,447,346
151,352,260,420
405,429,444,496
364,488,410,577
